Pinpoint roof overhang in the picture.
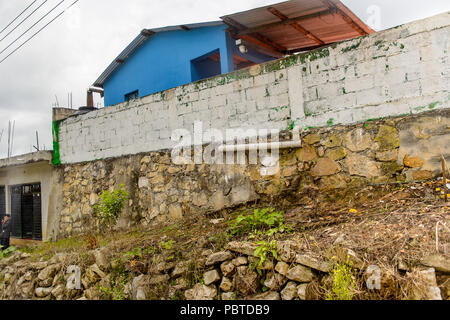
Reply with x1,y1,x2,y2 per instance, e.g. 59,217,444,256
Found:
0,151,53,169
221,0,374,56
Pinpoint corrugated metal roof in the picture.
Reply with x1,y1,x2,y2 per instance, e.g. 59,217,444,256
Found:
221,0,374,53
93,21,224,88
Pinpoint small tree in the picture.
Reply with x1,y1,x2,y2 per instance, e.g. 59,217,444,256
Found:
94,184,129,230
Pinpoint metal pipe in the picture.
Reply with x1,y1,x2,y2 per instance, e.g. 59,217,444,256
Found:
218,139,302,152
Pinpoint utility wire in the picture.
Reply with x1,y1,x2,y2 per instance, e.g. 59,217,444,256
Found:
0,1,77,65
0,0,39,35
0,0,49,43
0,0,65,56
0,0,79,65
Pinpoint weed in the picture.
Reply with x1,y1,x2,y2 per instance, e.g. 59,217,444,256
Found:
253,240,278,275
159,240,176,250
229,208,285,235
326,256,357,300
0,246,17,259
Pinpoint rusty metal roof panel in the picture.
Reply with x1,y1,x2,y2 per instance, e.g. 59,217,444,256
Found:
221,0,374,53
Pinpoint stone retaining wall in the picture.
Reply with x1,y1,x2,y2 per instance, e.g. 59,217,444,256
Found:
58,110,449,238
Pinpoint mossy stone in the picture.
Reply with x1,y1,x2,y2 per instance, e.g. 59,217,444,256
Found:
374,125,400,151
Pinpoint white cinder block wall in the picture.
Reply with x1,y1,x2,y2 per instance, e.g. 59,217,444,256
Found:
59,12,449,164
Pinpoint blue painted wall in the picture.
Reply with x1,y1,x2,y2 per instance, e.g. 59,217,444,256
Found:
103,25,234,106
103,24,276,106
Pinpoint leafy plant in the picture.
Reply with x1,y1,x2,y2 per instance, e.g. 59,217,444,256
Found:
253,240,278,275
159,240,175,250
326,256,356,300
94,184,129,228
229,208,285,235
0,246,17,259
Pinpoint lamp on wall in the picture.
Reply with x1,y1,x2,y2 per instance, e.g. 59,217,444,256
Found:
236,39,248,54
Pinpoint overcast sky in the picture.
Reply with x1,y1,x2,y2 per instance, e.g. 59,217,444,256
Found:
0,0,449,158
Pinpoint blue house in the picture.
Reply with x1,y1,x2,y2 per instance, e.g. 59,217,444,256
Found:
93,21,276,106
93,1,373,107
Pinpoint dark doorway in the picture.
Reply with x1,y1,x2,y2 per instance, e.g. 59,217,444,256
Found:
11,183,42,241
0,186,5,221
191,49,222,82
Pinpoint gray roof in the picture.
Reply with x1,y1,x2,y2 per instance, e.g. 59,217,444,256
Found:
93,21,225,88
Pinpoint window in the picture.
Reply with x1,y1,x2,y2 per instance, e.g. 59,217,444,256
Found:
125,90,139,101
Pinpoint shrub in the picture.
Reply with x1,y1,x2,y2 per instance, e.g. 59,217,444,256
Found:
94,184,129,228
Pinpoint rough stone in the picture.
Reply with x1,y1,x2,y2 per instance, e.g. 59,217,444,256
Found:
220,277,234,292
168,204,183,220
220,261,236,277
286,265,314,283
376,149,399,162
407,268,442,300
171,262,189,278
311,158,341,177
322,134,343,148
346,153,381,178
421,255,450,273
35,287,52,298
404,155,424,168
325,147,347,161
264,272,287,291
412,170,433,181
281,282,298,300
222,292,235,300
204,270,221,286
297,283,308,300
295,254,332,273
206,251,233,266
234,266,259,296
232,257,248,266
94,248,111,272
296,145,317,162
344,128,372,152
148,274,170,285
185,284,217,300
38,264,61,281
275,262,289,276
248,291,280,300
303,134,321,145
277,240,299,263
375,125,400,151
226,242,257,256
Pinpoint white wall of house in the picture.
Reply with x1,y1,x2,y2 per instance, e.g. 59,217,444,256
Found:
0,152,60,241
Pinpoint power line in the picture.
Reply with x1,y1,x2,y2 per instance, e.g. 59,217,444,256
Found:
0,0,79,66
0,0,65,56
0,0,39,35
0,0,49,43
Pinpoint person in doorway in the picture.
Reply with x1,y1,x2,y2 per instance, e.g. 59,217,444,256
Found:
0,214,12,251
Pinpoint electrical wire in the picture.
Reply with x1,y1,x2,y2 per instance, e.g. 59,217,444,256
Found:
0,0,40,35
0,0,49,42
0,0,66,56
0,0,79,65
